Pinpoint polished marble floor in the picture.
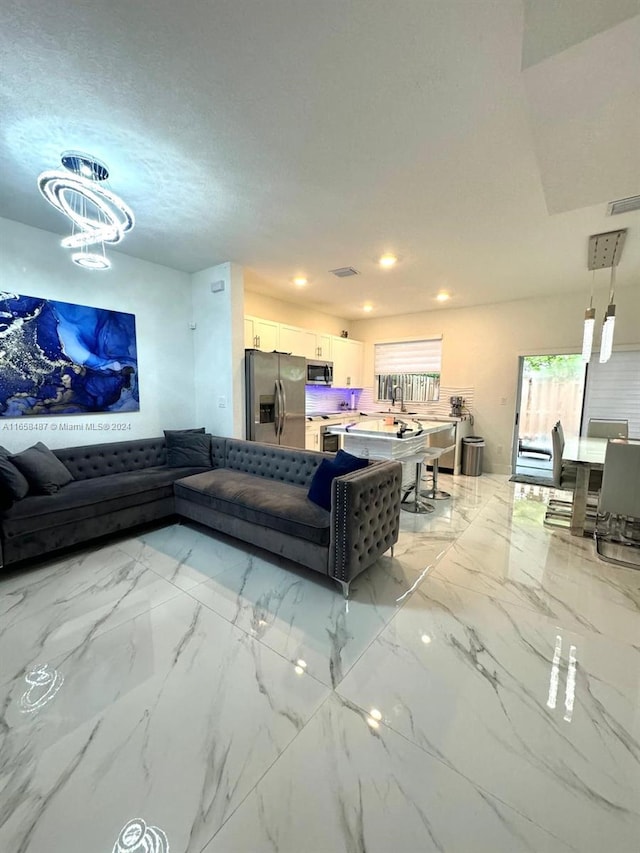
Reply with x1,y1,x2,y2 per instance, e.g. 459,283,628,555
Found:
1,474,638,852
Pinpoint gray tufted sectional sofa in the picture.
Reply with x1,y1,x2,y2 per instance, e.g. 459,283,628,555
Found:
1,436,402,595
174,438,403,596
0,437,211,570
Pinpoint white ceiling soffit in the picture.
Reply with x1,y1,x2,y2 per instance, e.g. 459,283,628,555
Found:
523,14,640,214
521,0,640,69
0,1,639,320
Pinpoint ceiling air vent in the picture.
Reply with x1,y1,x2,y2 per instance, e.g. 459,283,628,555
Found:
329,267,359,278
607,195,640,216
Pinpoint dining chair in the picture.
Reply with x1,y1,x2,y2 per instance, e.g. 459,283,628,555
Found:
594,439,640,569
544,425,576,526
544,425,600,528
587,418,629,439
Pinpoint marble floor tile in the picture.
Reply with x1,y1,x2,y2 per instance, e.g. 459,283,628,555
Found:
337,577,640,853
187,547,420,688
431,489,640,648
120,521,251,591
0,594,329,853
0,542,182,686
2,474,636,853
203,693,575,853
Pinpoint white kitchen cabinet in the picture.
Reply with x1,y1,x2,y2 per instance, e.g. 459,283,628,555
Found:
279,324,317,358
305,422,320,451
331,337,364,388
244,316,279,351
313,333,332,360
426,418,472,474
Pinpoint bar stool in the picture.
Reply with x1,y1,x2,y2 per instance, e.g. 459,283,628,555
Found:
401,453,435,514
420,445,454,500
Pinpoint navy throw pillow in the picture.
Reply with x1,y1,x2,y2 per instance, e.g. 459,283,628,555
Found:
308,450,368,511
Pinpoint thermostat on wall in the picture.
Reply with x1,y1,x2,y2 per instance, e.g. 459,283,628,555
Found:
211,280,225,293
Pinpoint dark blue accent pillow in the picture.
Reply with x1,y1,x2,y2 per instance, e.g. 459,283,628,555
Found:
308,450,368,511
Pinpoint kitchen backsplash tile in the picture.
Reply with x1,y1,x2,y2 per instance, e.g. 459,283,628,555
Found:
358,386,474,419
305,387,361,413
306,386,474,418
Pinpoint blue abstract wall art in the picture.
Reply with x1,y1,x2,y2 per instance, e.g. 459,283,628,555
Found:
0,292,139,417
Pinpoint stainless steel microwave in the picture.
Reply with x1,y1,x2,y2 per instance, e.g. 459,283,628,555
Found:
306,359,333,385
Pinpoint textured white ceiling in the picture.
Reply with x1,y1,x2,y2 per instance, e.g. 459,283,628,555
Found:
0,0,638,319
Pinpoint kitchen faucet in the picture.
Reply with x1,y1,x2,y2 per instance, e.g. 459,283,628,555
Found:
392,384,406,413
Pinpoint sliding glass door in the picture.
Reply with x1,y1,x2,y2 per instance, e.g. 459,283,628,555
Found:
512,355,586,478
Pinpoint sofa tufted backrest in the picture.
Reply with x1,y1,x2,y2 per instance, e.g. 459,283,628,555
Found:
225,439,326,487
211,437,227,469
54,438,168,481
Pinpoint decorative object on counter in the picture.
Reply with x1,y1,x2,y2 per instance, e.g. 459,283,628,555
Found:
38,151,134,270
449,396,465,417
0,292,139,417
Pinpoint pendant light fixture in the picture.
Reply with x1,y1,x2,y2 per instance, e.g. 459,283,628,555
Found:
581,271,596,363
599,265,617,364
586,229,626,365
38,152,134,270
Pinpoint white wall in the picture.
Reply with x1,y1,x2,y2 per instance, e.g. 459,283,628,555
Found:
0,217,196,452
351,286,640,474
244,279,350,336
192,262,245,437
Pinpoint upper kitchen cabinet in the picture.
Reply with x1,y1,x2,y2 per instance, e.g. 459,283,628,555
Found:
331,336,364,388
245,315,279,351
278,324,317,359
314,333,332,360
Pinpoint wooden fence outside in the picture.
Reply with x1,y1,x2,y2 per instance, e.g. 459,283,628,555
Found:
519,376,583,445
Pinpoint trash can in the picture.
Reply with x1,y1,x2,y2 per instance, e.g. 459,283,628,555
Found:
462,436,484,476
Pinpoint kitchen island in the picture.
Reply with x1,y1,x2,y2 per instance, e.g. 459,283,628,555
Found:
329,419,452,513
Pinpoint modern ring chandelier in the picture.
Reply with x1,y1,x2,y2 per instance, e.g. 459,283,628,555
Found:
38,152,134,270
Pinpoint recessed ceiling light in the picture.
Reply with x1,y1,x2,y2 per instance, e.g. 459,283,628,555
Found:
293,276,308,287
435,292,450,302
379,253,397,268
363,304,373,312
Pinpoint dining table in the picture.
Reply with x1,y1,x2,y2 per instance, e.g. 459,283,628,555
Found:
562,436,608,536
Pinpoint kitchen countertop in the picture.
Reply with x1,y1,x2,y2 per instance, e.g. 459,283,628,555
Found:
359,410,468,423
306,411,470,423
306,411,355,421
329,419,450,439
328,418,451,461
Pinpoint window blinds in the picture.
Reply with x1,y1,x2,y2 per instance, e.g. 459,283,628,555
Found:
582,350,640,437
374,338,442,374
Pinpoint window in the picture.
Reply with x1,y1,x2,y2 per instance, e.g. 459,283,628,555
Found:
375,338,442,403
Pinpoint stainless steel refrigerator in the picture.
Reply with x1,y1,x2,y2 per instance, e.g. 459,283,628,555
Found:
245,349,306,448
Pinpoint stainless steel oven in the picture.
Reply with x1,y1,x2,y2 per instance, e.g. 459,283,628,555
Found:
320,424,340,452
306,359,333,385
